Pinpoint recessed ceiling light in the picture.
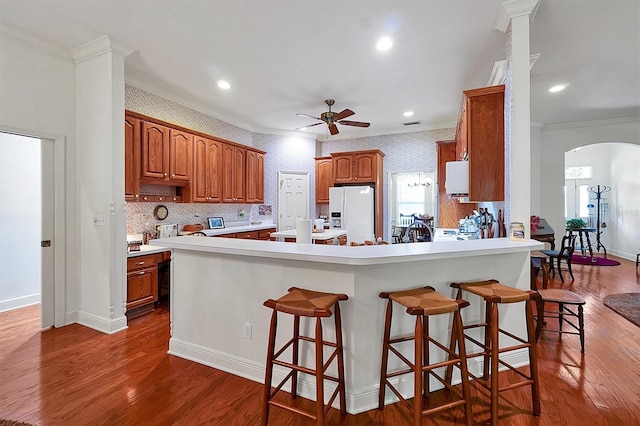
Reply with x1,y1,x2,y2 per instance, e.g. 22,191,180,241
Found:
217,80,231,90
549,84,566,93
376,36,393,51
403,111,414,117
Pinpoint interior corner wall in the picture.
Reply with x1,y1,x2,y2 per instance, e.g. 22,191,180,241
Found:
539,118,640,258
0,34,78,321
529,124,542,214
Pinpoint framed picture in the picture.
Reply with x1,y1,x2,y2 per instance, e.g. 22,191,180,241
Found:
207,217,225,229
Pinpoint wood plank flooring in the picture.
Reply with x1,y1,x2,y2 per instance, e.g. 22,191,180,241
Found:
1,255,639,425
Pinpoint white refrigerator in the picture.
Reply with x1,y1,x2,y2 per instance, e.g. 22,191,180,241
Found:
329,186,374,245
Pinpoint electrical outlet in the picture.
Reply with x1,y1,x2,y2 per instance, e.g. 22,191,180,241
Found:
243,323,252,340
93,215,106,226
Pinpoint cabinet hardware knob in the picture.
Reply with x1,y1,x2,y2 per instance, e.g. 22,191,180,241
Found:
138,271,146,275
137,261,145,265
135,194,139,198
164,173,168,177
172,173,175,177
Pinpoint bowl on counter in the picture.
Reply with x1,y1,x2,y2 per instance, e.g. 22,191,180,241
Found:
250,220,262,225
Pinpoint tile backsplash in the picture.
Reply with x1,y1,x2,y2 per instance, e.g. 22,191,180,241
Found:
126,185,273,234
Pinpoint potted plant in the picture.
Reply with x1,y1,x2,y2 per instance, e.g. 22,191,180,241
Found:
566,218,587,229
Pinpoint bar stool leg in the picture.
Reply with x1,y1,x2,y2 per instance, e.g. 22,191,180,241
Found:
423,315,430,399
489,302,500,426
262,310,278,426
315,317,325,426
483,303,492,381
453,309,474,426
525,299,541,416
291,315,300,400
413,314,423,426
558,303,565,332
378,299,393,410
334,302,347,415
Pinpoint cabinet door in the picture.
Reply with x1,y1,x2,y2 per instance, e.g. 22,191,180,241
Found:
207,139,223,202
126,266,158,308
246,151,265,203
169,130,192,183
222,144,235,202
124,116,140,202
233,147,246,202
222,144,245,202
315,157,332,203
333,154,353,183
141,121,169,181
353,153,376,182
191,136,209,202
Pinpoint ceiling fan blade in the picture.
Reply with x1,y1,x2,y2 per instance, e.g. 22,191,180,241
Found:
295,122,324,130
338,120,370,128
328,123,339,135
334,108,355,121
296,113,322,120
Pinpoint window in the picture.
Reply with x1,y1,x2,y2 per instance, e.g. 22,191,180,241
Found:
391,172,434,223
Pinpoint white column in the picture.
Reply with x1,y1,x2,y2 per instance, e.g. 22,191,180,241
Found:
72,36,134,333
497,0,539,238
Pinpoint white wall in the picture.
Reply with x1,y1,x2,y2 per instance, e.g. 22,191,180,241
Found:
0,33,78,321
539,118,640,260
0,133,41,311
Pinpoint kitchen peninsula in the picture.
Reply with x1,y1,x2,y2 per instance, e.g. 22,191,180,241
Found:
151,236,542,414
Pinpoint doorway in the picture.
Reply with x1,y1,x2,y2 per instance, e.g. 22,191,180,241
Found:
277,171,309,231
0,131,59,328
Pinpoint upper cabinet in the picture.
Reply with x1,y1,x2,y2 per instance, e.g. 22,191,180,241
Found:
124,115,140,202
455,85,505,202
246,150,265,204
222,144,246,203
185,136,223,203
140,121,192,185
332,150,383,184
125,111,266,204
315,157,333,203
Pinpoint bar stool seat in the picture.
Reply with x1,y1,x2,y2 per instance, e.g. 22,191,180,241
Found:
450,279,541,426
379,286,473,426
262,287,348,425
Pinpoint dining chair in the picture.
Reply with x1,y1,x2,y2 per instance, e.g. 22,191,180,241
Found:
399,213,416,226
403,221,432,243
540,234,576,281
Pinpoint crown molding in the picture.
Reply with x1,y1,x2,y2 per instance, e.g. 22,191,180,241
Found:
0,25,73,63
71,35,135,64
540,116,640,131
495,0,540,32
487,53,540,86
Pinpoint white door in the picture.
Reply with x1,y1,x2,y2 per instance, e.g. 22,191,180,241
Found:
278,171,309,231
41,138,55,328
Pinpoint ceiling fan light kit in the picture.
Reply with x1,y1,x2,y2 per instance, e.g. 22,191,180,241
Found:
296,99,370,135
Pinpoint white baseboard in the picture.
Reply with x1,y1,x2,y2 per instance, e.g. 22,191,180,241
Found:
0,293,40,313
608,249,636,261
168,338,531,415
76,310,128,334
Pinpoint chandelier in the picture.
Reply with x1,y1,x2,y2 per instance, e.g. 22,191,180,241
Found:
407,173,432,188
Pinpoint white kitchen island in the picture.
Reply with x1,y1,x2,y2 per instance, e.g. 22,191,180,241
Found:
151,236,542,414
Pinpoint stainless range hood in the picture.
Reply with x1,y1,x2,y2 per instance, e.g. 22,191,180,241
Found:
445,161,468,196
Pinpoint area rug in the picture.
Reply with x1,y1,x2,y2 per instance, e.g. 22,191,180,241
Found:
0,421,35,426
603,293,640,327
571,255,620,266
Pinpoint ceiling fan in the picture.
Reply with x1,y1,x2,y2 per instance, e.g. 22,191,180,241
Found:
296,99,370,135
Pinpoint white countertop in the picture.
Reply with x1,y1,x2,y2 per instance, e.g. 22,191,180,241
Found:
127,244,170,258
151,235,543,266
269,228,347,241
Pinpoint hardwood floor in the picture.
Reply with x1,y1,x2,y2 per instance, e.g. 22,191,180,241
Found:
1,255,639,425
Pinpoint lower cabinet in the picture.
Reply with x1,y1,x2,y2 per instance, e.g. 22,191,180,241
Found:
126,251,170,318
216,228,276,240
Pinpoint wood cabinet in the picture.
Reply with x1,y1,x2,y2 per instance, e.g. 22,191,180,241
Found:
222,144,246,203
185,136,223,203
437,140,477,228
455,85,505,202
315,156,332,203
332,150,382,183
126,251,170,318
140,121,192,185
124,115,140,202
215,227,275,240
246,150,265,203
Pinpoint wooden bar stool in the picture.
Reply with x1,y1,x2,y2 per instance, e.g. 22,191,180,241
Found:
449,279,541,426
262,287,348,426
378,286,473,426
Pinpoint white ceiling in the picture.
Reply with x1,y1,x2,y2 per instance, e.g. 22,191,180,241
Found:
1,0,638,140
